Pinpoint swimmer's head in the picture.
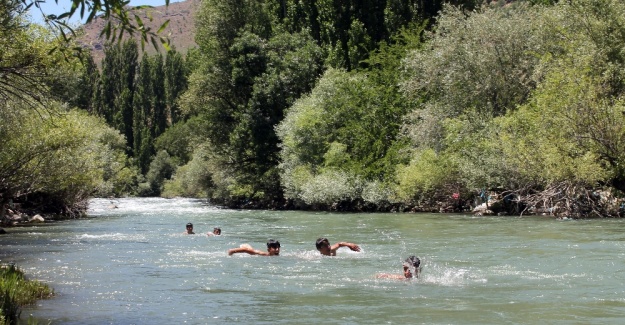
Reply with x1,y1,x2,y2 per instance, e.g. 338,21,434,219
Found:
186,223,193,229
267,239,280,255
403,256,421,278
315,237,332,255
404,256,420,268
213,227,221,235
315,237,330,250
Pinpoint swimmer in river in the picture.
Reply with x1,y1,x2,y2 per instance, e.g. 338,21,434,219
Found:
228,239,281,256
184,223,195,235
315,237,361,256
207,227,221,236
376,256,421,280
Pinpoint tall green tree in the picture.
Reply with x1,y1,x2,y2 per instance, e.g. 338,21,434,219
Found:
164,48,188,124
98,40,139,150
76,53,100,113
401,3,553,151
269,0,480,70
150,53,167,138
180,0,325,203
132,53,154,173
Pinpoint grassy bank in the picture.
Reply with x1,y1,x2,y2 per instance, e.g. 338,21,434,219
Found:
0,264,53,325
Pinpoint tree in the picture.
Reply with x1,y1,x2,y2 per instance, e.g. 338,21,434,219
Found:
182,0,326,204
270,0,480,70
493,0,625,193
275,26,423,206
132,53,154,173
1,0,140,219
1,0,170,113
1,104,138,217
150,54,167,138
98,40,138,150
164,48,188,124
1,1,64,109
401,3,553,151
75,53,100,113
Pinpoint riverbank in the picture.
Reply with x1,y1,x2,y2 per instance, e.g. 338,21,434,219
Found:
3,185,624,227
0,264,53,324
0,194,90,230
212,186,625,219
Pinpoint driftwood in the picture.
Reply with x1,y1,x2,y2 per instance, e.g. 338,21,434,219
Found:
513,182,622,218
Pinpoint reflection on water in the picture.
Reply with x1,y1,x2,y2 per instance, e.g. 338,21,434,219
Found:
0,198,623,324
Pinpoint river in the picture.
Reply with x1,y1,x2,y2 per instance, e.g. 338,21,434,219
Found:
1,198,624,324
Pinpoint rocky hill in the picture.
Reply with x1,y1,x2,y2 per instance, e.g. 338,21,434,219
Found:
78,0,198,63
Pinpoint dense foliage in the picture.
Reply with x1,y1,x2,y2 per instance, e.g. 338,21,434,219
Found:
398,0,625,216
1,2,140,219
6,0,625,217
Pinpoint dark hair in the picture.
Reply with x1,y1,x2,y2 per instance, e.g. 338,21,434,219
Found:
186,223,193,228
267,239,280,248
213,227,221,232
404,256,420,268
315,237,330,249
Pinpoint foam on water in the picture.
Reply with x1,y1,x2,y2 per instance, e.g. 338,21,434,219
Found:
88,197,215,216
77,233,143,240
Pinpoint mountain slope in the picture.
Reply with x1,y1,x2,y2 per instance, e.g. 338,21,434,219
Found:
78,0,198,63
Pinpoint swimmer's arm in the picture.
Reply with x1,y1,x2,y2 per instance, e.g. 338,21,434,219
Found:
375,273,405,279
227,247,268,256
332,242,361,252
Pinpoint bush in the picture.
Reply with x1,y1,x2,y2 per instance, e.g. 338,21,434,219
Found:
1,104,138,215
139,150,178,196
0,264,52,324
395,149,460,203
162,145,213,198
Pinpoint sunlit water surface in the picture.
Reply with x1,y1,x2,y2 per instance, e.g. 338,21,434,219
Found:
1,198,625,324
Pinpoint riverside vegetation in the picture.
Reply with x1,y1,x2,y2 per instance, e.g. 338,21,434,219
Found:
4,0,625,225
3,0,625,321
0,264,52,324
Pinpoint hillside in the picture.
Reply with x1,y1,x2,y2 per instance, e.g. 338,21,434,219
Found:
78,0,198,63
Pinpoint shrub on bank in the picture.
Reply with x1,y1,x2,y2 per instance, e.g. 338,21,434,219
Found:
0,264,53,325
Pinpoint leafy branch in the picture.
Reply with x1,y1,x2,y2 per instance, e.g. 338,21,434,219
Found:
23,0,171,52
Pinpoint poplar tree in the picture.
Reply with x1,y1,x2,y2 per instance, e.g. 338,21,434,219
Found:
181,0,324,203
133,53,154,173
150,54,167,138
79,53,100,114
164,48,188,124
99,40,139,151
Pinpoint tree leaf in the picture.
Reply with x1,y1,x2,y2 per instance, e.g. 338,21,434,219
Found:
157,20,170,34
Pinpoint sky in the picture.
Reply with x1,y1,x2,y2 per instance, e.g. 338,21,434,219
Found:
28,0,185,25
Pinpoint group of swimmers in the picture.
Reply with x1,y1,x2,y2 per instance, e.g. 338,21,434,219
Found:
184,223,221,236
183,223,421,280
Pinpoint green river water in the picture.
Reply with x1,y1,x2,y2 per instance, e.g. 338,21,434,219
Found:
0,197,624,324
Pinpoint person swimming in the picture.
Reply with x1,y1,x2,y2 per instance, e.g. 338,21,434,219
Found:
207,227,221,236
228,239,281,256
376,256,421,279
315,237,361,256
184,223,195,235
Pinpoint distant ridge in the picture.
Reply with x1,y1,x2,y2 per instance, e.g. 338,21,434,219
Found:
78,0,198,63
